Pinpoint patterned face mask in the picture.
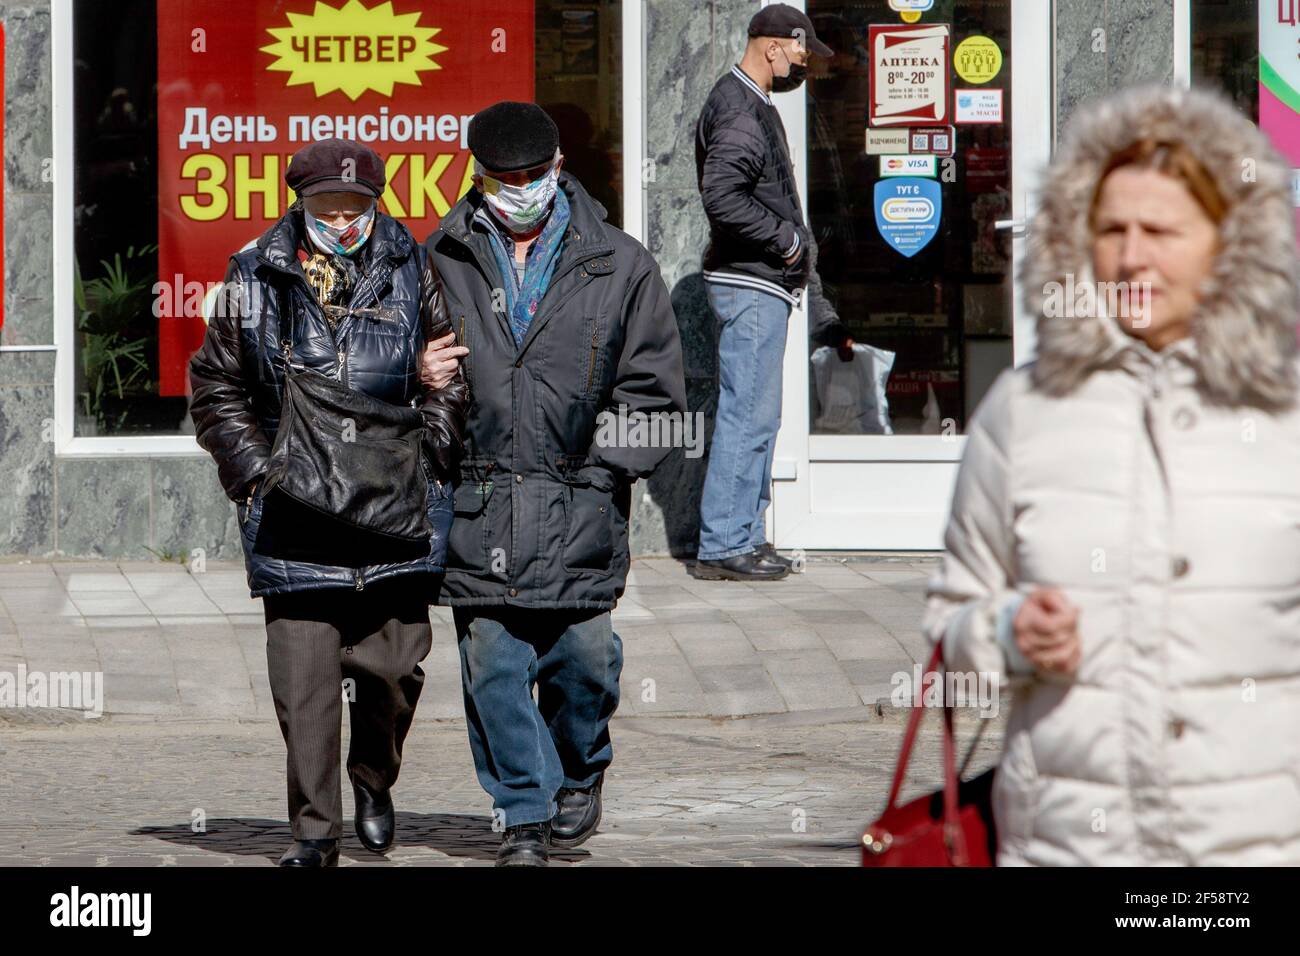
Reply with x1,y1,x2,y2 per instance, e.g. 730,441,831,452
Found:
475,155,560,233
306,202,376,256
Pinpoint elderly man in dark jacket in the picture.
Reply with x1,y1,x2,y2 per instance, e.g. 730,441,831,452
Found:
693,4,833,581
421,102,686,866
189,138,467,867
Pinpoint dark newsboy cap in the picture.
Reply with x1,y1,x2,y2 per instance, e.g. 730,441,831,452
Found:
286,138,385,198
468,101,560,174
748,2,833,56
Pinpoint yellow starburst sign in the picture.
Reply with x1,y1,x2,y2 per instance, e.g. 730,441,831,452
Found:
261,0,447,101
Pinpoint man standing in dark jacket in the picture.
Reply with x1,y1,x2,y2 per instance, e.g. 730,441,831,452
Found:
421,102,686,866
189,139,467,867
693,4,833,581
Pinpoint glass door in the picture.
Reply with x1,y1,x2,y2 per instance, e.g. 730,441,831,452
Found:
770,0,1049,550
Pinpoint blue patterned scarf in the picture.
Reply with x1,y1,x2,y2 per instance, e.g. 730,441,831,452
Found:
484,188,571,347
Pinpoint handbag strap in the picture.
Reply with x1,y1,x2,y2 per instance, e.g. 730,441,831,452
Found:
883,642,970,863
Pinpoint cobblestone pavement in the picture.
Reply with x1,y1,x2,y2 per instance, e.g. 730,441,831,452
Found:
0,711,1002,867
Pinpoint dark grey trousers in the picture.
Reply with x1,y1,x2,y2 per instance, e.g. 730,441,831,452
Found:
262,576,434,840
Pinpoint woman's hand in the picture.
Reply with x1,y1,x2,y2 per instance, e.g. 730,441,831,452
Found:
1014,587,1082,676
419,332,469,391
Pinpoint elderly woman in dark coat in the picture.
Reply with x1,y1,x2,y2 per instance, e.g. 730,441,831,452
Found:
189,138,467,867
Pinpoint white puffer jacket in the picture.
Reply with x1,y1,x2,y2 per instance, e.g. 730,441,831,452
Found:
924,85,1300,866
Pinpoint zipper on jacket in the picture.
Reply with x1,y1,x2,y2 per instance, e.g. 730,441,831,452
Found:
354,569,365,591
586,323,598,392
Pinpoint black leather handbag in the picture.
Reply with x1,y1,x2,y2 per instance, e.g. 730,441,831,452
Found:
255,289,431,568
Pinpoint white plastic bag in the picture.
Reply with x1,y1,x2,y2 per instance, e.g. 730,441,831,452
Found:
811,343,895,435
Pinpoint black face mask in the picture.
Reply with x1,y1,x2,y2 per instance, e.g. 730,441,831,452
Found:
772,64,807,93
771,46,807,93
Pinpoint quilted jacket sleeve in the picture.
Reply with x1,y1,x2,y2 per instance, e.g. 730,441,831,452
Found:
922,370,1024,677
416,246,469,484
188,257,271,501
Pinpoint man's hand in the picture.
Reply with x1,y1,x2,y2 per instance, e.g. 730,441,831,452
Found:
784,244,804,267
420,332,469,391
836,334,855,363
1013,587,1082,676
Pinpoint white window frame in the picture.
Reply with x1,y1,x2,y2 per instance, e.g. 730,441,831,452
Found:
1174,0,1192,88
50,0,645,456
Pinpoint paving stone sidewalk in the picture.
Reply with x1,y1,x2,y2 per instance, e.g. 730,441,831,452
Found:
0,553,1015,867
0,554,943,720
0,712,1003,866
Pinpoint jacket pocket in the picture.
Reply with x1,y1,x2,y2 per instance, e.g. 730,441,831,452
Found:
580,314,603,401
236,492,264,538
446,460,494,572
561,475,615,573
457,313,473,387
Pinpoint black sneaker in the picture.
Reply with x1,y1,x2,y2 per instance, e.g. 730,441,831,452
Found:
496,821,551,867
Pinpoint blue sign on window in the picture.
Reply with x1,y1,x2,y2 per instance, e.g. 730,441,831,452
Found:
873,178,942,258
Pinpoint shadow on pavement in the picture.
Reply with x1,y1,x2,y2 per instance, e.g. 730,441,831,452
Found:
132,812,593,864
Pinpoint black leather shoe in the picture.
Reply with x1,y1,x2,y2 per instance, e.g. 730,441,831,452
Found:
278,838,339,867
691,550,790,581
754,542,793,570
551,775,603,849
496,822,551,867
352,778,395,852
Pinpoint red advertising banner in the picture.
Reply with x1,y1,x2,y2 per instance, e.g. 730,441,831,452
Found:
156,0,536,395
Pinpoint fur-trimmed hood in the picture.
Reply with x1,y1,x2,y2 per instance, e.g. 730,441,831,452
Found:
1023,84,1300,409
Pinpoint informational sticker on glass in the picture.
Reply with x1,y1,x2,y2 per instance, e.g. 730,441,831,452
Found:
908,125,954,156
868,24,950,126
873,177,942,258
954,88,1003,124
953,35,1002,84
155,0,535,396
865,128,910,154
880,154,937,178
888,0,933,23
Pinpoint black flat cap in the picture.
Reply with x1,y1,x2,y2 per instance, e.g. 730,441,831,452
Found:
748,2,833,56
468,102,560,174
286,138,385,198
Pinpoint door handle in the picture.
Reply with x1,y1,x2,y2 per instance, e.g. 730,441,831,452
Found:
994,218,1026,236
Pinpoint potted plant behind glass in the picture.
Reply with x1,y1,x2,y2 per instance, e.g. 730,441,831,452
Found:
74,243,158,434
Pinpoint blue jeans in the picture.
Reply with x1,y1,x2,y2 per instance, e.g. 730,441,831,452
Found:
454,607,623,828
697,282,792,560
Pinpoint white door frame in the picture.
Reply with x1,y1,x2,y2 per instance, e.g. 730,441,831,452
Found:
768,0,1053,550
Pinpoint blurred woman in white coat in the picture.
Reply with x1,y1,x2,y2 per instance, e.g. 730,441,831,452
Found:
925,84,1300,866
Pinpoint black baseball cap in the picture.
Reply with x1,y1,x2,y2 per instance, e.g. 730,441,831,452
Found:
748,3,833,56
285,138,385,198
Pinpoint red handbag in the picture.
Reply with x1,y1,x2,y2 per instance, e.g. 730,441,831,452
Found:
861,643,998,866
